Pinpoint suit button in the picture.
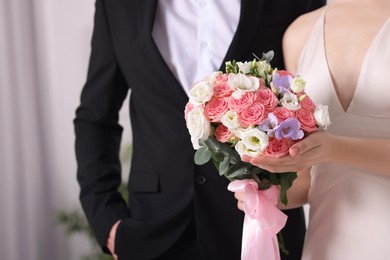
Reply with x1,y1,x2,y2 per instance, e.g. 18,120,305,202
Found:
195,175,207,185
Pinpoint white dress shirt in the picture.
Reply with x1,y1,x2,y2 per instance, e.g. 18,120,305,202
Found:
152,0,241,95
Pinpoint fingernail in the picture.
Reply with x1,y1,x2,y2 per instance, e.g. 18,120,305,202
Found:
290,147,298,156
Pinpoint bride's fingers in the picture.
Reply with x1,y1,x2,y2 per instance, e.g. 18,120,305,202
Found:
237,200,244,211
255,163,306,173
250,154,294,167
234,192,245,201
290,131,325,157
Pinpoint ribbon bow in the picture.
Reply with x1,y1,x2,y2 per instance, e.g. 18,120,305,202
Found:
228,179,288,260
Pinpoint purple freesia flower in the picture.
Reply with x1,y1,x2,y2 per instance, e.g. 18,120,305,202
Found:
274,117,304,140
272,72,292,95
258,113,278,136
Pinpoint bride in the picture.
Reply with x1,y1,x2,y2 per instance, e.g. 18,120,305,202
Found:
235,0,390,259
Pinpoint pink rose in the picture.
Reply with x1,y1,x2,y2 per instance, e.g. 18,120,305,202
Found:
213,74,233,97
277,70,294,77
299,94,316,111
256,88,278,110
204,97,229,122
238,102,267,127
228,92,257,113
295,108,317,133
262,137,294,158
214,124,232,143
271,107,295,123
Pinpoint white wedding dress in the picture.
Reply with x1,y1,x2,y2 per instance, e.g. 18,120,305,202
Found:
296,11,390,260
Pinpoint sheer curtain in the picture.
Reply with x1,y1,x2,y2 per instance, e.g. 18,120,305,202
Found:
0,0,116,259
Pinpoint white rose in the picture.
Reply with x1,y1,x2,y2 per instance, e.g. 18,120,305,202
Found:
228,73,260,99
220,110,240,130
291,75,306,93
314,104,331,129
203,71,223,84
234,128,268,157
236,61,252,74
280,91,301,111
187,106,211,149
189,80,214,105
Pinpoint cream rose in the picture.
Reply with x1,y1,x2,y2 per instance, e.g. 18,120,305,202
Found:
291,76,306,93
189,80,214,105
187,106,211,149
221,110,240,130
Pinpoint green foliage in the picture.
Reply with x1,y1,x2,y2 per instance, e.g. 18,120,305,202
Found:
56,183,129,260
195,136,296,205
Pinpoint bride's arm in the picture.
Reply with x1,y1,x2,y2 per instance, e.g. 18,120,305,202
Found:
242,131,390,176
278,168,310,210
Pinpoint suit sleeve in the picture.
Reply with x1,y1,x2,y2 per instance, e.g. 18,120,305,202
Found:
73,0,130,252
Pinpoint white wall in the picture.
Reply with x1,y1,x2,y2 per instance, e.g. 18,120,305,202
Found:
0,0,131,259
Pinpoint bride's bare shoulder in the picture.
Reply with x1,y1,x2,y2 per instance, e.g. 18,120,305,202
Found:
283,7,325,73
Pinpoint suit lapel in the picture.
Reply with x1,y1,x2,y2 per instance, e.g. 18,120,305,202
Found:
139,0,189,100
220,0,266,70
133,0,266,99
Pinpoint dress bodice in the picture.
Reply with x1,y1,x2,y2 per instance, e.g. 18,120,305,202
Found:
296,11,390,260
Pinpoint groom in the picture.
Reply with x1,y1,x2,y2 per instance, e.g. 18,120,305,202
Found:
74,0,325,259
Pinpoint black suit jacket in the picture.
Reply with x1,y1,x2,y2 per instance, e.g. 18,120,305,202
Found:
74,0,325,259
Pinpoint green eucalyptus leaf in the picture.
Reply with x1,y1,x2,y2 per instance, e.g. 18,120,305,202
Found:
212,159,220,170
226,164,251,179
270,172,297,205
262,50,274,63
203,136,222,152
194,147,212,165
217,145,240,164
211,151,225,162
218,156,230,176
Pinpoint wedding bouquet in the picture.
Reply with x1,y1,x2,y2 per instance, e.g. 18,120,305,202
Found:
184,51,330,259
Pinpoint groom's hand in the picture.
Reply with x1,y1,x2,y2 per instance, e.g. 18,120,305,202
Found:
234,192,245,211
107,220,121,260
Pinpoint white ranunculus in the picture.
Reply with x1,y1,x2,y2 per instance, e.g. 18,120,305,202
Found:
230,126,249,140
280,91,301,111
228,73,260,92
256,60,271,76
236,61,252,74
235,141,260,157
220,110,240,130
189,80,214,105
314,104,331,129
187,106,211,149
241,128,269,152
291,76,306,93
234,128,269,157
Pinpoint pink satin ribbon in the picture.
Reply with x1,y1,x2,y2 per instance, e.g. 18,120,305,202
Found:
228,179,288,260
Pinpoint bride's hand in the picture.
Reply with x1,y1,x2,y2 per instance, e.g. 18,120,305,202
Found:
242,131,335,173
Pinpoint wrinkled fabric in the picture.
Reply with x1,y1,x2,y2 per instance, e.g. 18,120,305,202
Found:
228,179,287,260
